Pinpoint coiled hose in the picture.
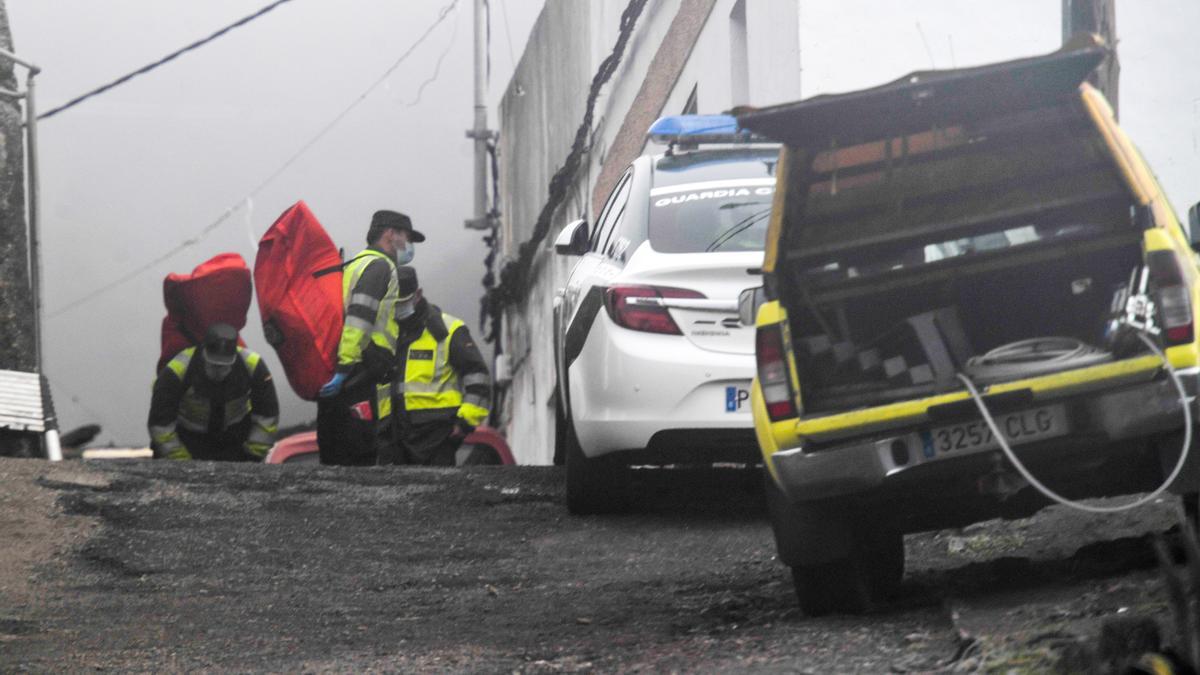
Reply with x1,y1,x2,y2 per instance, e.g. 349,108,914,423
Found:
958,332,1192,515
964,337,1112,384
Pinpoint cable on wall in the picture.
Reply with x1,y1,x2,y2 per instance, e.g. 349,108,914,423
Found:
479,0,650,343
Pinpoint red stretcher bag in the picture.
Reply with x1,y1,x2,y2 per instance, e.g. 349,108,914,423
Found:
158,253,252,374
254,201,344,401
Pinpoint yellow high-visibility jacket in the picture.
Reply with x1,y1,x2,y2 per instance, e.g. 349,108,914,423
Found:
394,303,490,429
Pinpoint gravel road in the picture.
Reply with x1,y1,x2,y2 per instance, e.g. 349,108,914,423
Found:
0,457,1187,672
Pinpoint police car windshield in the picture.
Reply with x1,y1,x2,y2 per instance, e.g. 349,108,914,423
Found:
649,151,777,254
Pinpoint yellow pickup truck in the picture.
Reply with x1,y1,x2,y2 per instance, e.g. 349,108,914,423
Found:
737,37,1200,615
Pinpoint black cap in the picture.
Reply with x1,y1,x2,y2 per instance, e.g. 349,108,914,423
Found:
396,265,419,301
203,323,238,366
369,209,425,243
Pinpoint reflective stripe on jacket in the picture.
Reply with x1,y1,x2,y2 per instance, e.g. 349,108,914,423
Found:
148,346,279,457
337,249,399,370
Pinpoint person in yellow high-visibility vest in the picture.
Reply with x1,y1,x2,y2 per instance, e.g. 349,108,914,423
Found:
382,266,491,466
316,209,423,466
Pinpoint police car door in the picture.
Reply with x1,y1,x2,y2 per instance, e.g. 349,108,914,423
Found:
555,168,635,415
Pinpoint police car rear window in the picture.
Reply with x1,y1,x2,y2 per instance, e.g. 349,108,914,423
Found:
649,153,778,253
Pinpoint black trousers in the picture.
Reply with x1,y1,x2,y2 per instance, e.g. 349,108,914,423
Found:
179,420,252,462
316,373,390,466
381,419,462,466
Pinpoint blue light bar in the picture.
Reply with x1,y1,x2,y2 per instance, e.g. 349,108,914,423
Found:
646,114,757,145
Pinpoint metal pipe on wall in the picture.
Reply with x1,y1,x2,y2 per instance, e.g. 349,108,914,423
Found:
474,0,487,224
0,45,38,72
465,0,493,230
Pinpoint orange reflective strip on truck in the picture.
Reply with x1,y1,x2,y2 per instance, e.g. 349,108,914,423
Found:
1079,85,1153,206
761,148,791,274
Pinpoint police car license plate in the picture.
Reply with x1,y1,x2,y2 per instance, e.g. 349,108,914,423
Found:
921,404,1067,458
724,384,751,413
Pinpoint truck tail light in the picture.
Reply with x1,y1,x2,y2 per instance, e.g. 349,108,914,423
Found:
1148,250,1195,345
604,285,705,335
756,322,798,421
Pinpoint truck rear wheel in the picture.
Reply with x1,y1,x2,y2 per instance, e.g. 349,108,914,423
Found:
765,473,903,614
789,528,903,616
791,558,872,616
563,412,628,515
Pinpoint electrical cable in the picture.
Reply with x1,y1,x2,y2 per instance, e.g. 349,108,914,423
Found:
45,0,460,320
479,141,502,334
497,0,518,72
403,4,460,107
958,331,1193,515
39,0,297,121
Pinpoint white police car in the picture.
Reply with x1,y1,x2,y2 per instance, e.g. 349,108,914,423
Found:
553,114,778,513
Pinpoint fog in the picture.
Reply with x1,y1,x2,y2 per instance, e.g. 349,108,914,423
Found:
7,0,542,445
6,1,1197,447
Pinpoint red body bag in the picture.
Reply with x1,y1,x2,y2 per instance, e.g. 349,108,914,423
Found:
254,201,344,401
158,253,252,374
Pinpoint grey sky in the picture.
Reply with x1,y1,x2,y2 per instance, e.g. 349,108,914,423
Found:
6,1,1197,446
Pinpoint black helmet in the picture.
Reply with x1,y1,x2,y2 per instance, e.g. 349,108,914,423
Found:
202,323,238,366
396,265,419,302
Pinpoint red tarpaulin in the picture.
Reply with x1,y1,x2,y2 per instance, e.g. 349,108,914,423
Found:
255,201,344,401
158,253,252,374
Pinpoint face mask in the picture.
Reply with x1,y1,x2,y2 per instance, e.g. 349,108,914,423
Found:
396,299,416,320
396,243,414,266
204,362,233,382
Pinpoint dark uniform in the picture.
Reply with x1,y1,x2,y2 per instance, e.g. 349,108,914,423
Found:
149,324,279,461
384,267,491,465
317,209,424,466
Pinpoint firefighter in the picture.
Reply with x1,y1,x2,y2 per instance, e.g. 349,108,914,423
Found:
149,323,279,461
383,266,491,466
316,209,424,465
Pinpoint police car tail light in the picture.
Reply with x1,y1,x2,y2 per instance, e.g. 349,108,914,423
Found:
756,322,797,421
1148,249,1194,345
604,285,705,335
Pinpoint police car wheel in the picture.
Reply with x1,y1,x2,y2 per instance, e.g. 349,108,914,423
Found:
564,413,628,515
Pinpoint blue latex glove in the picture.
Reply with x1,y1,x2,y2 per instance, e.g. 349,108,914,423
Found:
319,372,348,398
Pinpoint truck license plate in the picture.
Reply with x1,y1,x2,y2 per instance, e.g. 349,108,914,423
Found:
920,404,1067,458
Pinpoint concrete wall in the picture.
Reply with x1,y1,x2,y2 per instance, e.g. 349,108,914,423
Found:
498,2,591,249
0,0,38,457
0,0,33,375
495,0,800,464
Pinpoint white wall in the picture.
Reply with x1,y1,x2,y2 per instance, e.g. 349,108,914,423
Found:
498,0,801,464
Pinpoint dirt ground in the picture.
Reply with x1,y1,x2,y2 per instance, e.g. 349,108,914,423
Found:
0,456,1188,672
